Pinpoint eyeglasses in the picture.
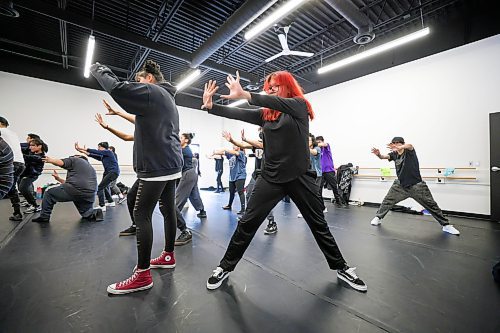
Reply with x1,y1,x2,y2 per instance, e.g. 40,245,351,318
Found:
266,84,280,92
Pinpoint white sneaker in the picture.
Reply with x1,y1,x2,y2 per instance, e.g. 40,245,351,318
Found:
95,205,106,212
25,205,41,214
297,213,303,218
370,217,381,226
323,207,328,213
106,201,116,207
442,225,460,235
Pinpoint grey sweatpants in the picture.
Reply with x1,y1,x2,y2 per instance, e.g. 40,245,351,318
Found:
376,180,448,225
176,167,204,211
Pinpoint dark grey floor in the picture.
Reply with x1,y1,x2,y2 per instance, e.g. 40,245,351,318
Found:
0,192,499,333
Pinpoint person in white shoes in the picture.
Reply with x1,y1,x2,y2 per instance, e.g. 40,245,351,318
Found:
371,137,460,235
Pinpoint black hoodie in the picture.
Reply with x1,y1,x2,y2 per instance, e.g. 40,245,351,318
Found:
90,64,183,178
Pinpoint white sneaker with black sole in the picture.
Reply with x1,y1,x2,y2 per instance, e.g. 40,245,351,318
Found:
337,266,367,292
25,205,41,214
370,217,381,226
206,267,230,290
95,205,106,212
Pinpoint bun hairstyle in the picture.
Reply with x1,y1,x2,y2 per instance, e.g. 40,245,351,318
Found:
135,60,165,83
182,132,195,145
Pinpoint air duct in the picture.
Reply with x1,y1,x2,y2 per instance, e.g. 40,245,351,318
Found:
323,0,374,44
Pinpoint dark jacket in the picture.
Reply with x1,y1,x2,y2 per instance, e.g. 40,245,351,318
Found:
209,93,310,184
90,64,183,178
87,148,120,175
22,152,45,179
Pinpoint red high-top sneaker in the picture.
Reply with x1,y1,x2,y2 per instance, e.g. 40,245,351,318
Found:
150,251,176,268
107,268,153,295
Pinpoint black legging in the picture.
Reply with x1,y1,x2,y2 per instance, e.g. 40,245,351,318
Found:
19,176,38,207
227,178,245,211
220,172,346,272
216,170,223,191
127,179,187,231
321,171,344,204
134,179,177,269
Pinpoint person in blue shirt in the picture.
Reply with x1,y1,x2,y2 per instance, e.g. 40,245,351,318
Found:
214,144,247,214
75,141,120,211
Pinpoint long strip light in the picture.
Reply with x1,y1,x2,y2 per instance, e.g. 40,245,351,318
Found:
318,27,430,74
228,91,266,107
83,35,95,78
244,0,307,40
176,69,201,91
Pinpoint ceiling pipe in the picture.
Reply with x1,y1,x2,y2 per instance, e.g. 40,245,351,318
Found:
190,0,277,70
323,0,375,44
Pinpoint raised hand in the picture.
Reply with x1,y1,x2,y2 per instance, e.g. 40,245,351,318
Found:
222,130,232,142
220,71,247,100
52,170,59,179
103,99,120,115
386,143,400,152
95,113,108,129
371,147,381,156
74,142,86,152
241,129,246,141
202,80,219,110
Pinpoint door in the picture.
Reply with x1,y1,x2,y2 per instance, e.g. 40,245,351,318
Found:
490,112,500,221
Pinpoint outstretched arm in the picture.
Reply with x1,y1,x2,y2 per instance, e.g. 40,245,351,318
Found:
371,147,390,160
222,130,252,150
95,114,134,141
102,100,136,124
241,129,263,149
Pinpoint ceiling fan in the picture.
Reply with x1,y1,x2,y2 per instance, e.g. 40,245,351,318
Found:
265,25,314,63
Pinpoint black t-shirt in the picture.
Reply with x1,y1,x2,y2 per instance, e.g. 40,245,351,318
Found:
388,149,422,188
215,158,223,172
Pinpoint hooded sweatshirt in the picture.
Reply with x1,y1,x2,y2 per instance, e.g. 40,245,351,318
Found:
90,64,183,178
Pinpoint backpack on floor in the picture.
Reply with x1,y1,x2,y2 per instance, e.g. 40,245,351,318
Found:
336,163,357,202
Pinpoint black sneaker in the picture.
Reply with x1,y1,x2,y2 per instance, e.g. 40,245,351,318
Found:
196,210,207,218
236,210,245,215
93,209,104,222
264,221,277,235
9,213,23,221
119,225,136,236
222,205,231,210
32,216,50,223
118,196,127,205
337,266,367,292
175,230,192,246
206,267,230,290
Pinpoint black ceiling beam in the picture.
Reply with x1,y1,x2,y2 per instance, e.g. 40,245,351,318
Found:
127,0,185,81
15,0,258,83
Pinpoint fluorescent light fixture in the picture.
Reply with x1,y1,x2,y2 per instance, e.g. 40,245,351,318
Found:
244,0,307,40
318,27,430,74
228,91,266,107
176,69,201,91
83,35,95,78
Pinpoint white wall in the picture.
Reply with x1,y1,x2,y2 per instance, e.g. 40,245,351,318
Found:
308,34,500,215
0,72,257,189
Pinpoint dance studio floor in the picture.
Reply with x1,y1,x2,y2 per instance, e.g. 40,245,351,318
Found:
0,192,499,333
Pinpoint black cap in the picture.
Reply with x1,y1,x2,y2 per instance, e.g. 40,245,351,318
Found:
391,136,405,144
98,141,109,149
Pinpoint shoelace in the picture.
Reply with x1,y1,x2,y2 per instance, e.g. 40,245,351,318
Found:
212,267,224,278
346,267,358,279
152,251,167,262
117,271,139,287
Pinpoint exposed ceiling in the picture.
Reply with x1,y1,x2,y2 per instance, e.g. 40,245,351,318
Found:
0,0,499,108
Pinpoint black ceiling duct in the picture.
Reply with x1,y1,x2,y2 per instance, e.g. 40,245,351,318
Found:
0,1,19,18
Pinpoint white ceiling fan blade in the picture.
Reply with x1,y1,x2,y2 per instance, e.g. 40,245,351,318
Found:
265,52,285,63
278,33,289,51
288,51,314,57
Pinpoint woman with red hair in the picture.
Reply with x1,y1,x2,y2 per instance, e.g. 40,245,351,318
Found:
201,71,367,292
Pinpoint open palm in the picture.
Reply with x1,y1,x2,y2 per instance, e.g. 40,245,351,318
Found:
202,80,219,110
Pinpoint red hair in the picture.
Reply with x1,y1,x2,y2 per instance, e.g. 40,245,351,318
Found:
261,71,314,121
